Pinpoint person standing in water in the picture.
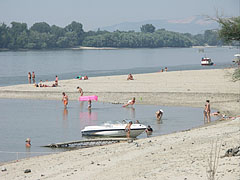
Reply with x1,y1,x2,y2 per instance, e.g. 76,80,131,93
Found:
125,121,133,138
156,109,163,120
28,72,31,84
25,138,31,148
123,97,136,107
88,100,92,109
62,92,68,109
204,100,211,123
32,72,35,84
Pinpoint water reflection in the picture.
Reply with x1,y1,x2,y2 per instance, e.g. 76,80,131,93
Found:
125,107,135,119
156,119,163,124
79,109,98,126
63,108,68,121
79,101,84,110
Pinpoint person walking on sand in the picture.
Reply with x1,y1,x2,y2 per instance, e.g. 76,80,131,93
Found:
28,72,31,84
204,100,211,123
32,72,35,84
62,92,68,109
123,97,135,107
77,87,83,96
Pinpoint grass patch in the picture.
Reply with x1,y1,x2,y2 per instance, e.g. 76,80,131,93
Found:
232,68,240,81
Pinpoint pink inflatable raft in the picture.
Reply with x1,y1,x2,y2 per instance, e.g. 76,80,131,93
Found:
79,95,98,101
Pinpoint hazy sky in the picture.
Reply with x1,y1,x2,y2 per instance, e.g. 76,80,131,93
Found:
0,0,238,30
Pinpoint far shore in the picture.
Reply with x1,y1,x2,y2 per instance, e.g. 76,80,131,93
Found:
0,68,239,179
0,45,235,52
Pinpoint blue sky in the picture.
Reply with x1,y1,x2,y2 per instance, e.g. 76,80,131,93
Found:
0,0,238,30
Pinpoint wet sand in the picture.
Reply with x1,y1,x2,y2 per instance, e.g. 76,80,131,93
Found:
0,68,239,179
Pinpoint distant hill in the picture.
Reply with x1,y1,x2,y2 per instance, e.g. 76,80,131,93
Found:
98,16,219,34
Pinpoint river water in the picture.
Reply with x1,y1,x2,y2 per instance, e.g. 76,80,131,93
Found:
0,47,236,163
0,47,237,86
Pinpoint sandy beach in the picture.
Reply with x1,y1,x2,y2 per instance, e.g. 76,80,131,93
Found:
0,68,239,179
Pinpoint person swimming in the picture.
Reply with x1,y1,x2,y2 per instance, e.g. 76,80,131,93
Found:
25,138,31,147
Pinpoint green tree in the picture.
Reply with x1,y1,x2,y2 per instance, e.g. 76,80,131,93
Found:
216,16,240,43
140,24,156,33
0,23,10,48
30,22,51,33
65,21,84,44
8,22,28,49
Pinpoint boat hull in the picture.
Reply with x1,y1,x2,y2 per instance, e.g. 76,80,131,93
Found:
81,124,146,138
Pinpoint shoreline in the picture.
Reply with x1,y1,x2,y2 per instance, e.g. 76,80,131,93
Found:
1,118,239,179
0,68,239,179
0,68,239,116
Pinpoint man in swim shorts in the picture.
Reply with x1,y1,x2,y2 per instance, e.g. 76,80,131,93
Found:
123,97,135,107
125,121,133,138
62,92,68,109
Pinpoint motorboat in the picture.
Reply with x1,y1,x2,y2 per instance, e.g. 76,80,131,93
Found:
81,122,147,138
201,57,214,66
233,54,240,65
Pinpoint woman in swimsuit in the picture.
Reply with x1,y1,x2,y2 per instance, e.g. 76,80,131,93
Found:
62,92,68,109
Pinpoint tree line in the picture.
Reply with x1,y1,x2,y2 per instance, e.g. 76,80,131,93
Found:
0,21,224,50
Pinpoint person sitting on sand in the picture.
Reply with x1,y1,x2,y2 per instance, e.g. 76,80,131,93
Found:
127,74,134,80
38,80,43,87
211,111,221,116
25,138,31,148
51,80,58,87
76,75,82,80
77,87,83,96
123,97,135,107
62,92,68,109
156,109,163,120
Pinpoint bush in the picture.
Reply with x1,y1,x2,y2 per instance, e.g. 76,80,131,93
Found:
232,68,240,81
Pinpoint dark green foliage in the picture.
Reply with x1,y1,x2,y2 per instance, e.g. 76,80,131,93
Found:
216,16,240,43
0,21,225,50
140,24,156,33
30,22,51,33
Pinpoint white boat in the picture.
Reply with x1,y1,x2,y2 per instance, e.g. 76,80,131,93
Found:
81,122,147,138
233,54,240,65
201,57,214,66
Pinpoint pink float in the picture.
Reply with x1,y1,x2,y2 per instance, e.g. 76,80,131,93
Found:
79,95,98,101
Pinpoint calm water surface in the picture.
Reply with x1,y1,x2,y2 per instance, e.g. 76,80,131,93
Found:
0,99,217,163
0,47,231,162
0,47,237,86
